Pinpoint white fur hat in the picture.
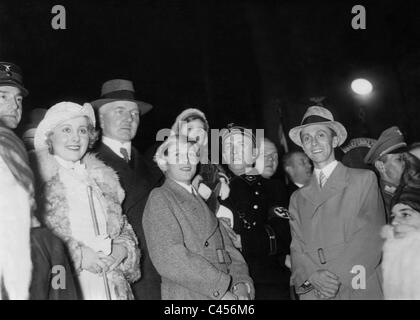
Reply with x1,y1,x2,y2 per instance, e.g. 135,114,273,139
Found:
34,102,96,151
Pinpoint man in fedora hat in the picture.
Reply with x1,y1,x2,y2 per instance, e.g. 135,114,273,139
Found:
288,106,385,300
92,79,163,300
364,126,407,220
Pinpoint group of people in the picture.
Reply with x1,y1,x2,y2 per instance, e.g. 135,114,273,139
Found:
1,60,420,300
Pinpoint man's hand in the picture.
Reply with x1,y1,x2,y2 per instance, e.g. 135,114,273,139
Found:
221,291,238,300
308,269,340,298
232,283,251,300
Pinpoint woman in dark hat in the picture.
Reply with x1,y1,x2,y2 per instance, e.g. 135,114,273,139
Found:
382,153,420,299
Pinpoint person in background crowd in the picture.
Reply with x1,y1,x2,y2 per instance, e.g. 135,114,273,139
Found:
143,135,254,300
282,151,313,197
0,61,78,300
409,142,420,161
221,125,292,300
341,137,377,170
255,138,279,179
364,127,407,221
92,79,162,299
21,108,47,151
381,153,420,299
288,106,385,300
170,108,232,224
31,102,140,300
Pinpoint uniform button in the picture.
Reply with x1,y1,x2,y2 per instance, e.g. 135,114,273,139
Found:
213,291,220,297
204,241,209,247
255,191,259,195
253,205,259,209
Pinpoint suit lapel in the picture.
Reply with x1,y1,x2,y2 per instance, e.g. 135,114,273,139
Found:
301,162,349,217
165,179,218,240
95,142,152,208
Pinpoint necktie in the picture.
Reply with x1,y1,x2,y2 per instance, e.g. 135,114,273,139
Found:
319,170,327,188
120,147,130,163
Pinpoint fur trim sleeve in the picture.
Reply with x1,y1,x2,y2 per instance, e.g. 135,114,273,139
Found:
113,215,141,283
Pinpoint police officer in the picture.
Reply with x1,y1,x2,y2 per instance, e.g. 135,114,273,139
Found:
220,124,291,300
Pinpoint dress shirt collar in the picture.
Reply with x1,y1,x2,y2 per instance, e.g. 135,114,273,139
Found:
102,136,132,160
314,160,338,182
295,182,304,188
172,179,197,195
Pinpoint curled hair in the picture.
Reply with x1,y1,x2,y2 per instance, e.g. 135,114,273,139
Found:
45,122,99,155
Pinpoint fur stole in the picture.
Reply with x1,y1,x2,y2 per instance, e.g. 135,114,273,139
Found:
382,225,420,299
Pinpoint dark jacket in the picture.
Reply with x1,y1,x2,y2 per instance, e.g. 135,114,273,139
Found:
29,227,79,300
94,142,163,300
221,172,292,299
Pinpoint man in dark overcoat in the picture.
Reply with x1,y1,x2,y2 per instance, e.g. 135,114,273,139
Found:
92,79,163,299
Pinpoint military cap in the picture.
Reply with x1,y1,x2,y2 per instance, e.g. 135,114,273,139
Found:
364,126,407,164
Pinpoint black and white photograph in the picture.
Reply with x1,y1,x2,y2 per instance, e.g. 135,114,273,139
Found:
1,0,420,307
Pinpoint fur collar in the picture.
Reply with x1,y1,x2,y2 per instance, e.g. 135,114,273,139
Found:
30,149,124,201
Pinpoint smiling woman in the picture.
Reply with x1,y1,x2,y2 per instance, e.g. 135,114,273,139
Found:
30,102,141,300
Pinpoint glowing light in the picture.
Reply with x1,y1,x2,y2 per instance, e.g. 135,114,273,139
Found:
351,78,373,95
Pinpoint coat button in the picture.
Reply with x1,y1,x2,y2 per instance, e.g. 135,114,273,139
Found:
255,191,259,195
253,205,259,209
205,241,209,247
213,291,219,297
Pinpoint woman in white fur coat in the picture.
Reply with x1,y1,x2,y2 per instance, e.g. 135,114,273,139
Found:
30,102,140,300
382,153,420,300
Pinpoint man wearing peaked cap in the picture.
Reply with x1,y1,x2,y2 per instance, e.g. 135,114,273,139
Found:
287,106,385,300
0,62,79,300
364,126,407,220
0,62,28,129
92,79,163,300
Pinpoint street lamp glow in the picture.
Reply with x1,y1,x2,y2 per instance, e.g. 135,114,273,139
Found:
351,78,373,95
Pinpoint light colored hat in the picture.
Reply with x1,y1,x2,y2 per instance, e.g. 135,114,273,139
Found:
289,106,348,147
170,108,209,135
91,79,153,115
34,102,95,151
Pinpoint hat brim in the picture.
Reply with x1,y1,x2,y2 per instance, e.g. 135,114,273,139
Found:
289,121,348,148
91,98,153,115
0,80,28,97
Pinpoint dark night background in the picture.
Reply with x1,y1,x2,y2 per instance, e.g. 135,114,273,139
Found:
1,0,419,152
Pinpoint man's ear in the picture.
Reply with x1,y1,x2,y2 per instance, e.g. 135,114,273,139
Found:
285,165,293,178
374,160,385,174
332,136,339,148
98,112,105,130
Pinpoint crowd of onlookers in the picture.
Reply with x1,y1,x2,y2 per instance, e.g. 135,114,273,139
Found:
1,61,420,300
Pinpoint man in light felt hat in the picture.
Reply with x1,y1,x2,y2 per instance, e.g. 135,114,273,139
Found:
364,126,407,220
288,106,385,300
92,79,163,300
